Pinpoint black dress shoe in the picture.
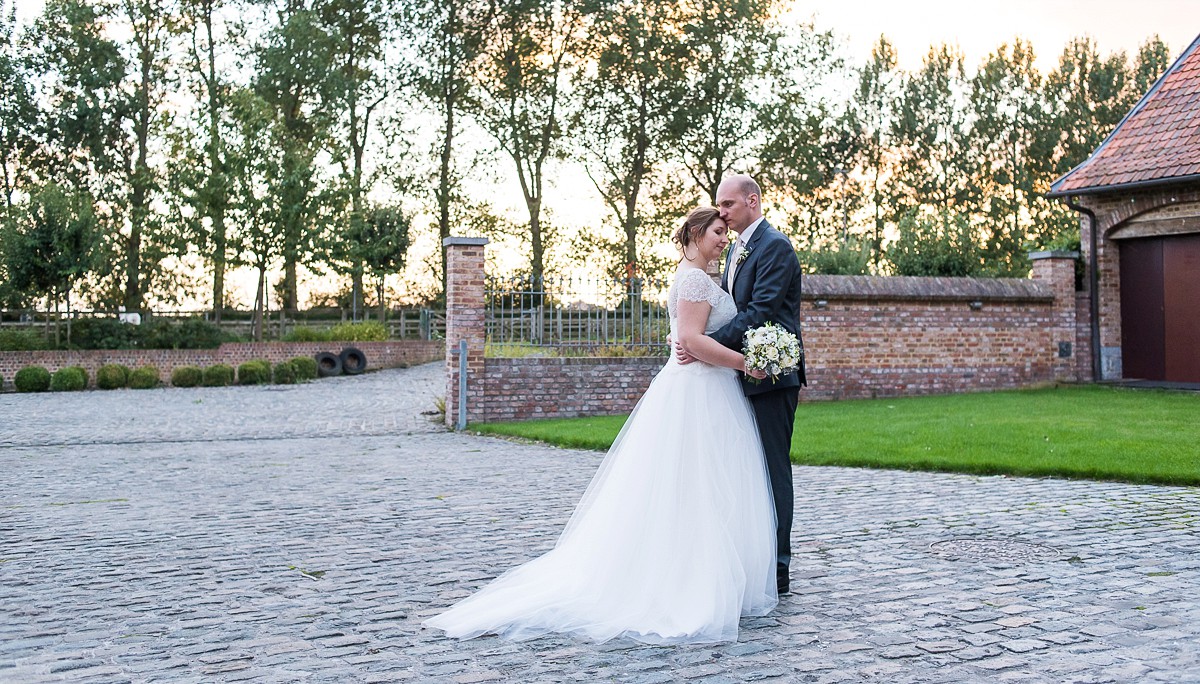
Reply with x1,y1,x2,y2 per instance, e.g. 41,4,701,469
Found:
776,563,790,595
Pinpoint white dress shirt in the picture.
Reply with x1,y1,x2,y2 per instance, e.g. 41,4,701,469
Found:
728,216,765,297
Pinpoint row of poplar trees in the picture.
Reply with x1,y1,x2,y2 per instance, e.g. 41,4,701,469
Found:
0,0,1175,321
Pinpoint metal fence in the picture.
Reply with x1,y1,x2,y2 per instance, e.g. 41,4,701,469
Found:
485,275,671,355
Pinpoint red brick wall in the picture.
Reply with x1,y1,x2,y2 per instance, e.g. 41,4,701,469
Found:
479,357,667,422
0,340,443,389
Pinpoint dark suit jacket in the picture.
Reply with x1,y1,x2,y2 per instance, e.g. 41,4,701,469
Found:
710,219,806,395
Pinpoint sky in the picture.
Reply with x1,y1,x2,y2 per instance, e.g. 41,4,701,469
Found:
789,0,1200,72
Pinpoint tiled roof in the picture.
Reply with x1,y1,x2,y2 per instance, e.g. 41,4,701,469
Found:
1049,34,1200,196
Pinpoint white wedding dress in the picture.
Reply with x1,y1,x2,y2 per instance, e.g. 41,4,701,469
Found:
424,267,778,644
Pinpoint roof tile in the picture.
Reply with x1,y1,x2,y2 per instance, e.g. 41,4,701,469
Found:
1053,35,1200,194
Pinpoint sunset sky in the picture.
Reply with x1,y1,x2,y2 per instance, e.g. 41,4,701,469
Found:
789,0,1199,71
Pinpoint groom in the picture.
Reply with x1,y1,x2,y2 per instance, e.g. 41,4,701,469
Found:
679,174,805,595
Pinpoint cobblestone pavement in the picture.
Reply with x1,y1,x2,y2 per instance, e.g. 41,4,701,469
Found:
2,362,1199,683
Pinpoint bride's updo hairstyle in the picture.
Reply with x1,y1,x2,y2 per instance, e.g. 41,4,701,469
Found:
673,206,721,260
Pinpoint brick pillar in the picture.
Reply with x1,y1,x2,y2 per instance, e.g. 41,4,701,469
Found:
1030,250,1080,383
443,237,488,428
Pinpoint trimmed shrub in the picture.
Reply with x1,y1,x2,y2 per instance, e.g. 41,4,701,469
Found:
128,366,160,389
283,326,332,342
69,365,89,388
272,360,298,384
201,364,234,387
50,366,87,392
290,356,319,381
237,360,271,385
328,321,387,342
14,366,52,393
96,364,131,389
171,365,203,387
0,373,4,391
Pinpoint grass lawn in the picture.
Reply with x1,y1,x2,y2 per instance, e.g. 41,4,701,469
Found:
473,385,1200,486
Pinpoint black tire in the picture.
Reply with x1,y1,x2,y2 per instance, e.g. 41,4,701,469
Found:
339,347,367,375
315,352,343,377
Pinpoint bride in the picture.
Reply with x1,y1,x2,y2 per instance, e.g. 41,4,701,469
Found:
424,206,778,644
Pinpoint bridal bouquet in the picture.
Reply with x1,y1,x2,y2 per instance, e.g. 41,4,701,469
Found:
743,322,802,384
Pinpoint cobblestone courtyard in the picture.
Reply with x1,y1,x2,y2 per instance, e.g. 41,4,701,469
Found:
2,362,1198,683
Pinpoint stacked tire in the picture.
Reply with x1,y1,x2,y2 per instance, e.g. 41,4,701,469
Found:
315,347,367,377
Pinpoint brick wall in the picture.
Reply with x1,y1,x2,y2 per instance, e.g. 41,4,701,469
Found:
478,357,667,422
0,340,443,390
443,237,1086,424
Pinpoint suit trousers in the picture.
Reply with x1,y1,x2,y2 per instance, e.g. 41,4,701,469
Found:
749,387,799,567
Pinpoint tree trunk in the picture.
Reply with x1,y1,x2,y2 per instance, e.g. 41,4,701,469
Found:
253,265,266,342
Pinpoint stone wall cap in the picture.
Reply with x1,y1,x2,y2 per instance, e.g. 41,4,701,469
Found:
443,237,489,247
803,274,1054,302
1028,250,1081,260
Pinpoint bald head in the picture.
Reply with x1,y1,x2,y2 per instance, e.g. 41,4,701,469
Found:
715,174,762,233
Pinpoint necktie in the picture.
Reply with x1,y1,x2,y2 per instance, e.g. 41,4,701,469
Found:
728,239,744,295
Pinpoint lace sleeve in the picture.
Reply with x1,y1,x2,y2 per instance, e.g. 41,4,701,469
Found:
674,268,714,303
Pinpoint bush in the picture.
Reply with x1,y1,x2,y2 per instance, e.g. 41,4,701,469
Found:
237,360,271,385
272,360,298,384
283,326,332,342
14,365,52,393
69,318,139,350
0,329,48,351
328,321,387,342
290,356,319,381
96,364,131,389
69,365,89,387
201,364,234,387
170,365,203,387
140,318,226,349
50,366,87,391
128,366,160,389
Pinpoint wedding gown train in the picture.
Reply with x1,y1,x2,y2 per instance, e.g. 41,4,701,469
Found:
424,267,778,644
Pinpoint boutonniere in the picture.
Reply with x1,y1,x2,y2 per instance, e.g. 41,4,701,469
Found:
736,245,753,266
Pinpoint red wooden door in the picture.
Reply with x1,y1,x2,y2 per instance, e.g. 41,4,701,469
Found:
1163,234,1200,382
1120,234,1200,383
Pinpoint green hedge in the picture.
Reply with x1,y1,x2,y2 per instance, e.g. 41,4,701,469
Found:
66,317,231,350
273,360,298,384
0,329,49,351
283,322,387,343
291,356,319,381
237,360,271,385
129,366,160,389
202,364,234,387
96,364,131,389
14,366,51,392
50,366,87,391
170,365,203,387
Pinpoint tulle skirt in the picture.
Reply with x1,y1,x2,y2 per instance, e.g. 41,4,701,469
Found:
424,359,778,644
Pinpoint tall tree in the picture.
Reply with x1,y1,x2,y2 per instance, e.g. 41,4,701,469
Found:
473,0,581,281
571,0,687,280
408,0,498,296
891,45,979,226
968,39,1047,276
850,36,900,268
0,0,36,212
4,183,99,343
321,0,389,317
114,0,177,313
671,0,779,204
254,0,339,314
177,0,241,320
225,88,286,341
